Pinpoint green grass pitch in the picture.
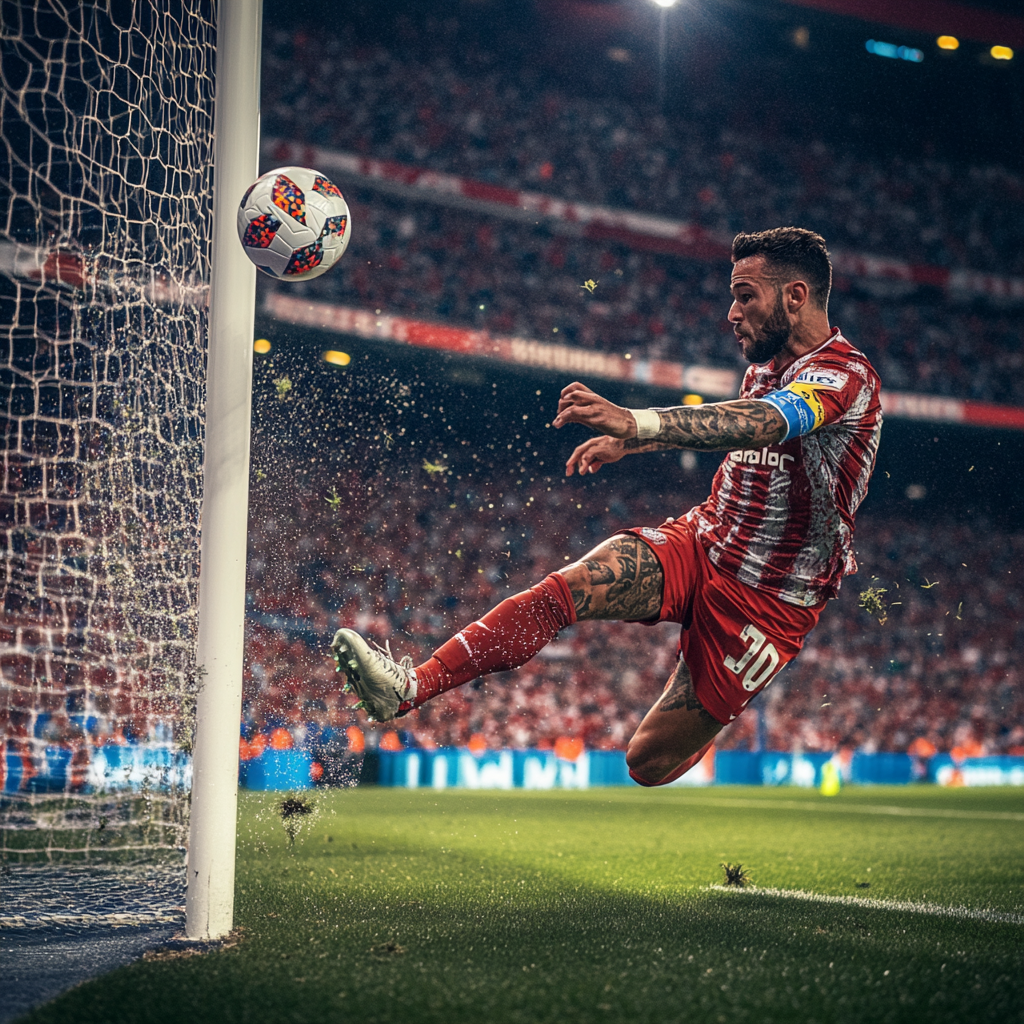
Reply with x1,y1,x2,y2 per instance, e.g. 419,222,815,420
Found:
19,786,1024,1023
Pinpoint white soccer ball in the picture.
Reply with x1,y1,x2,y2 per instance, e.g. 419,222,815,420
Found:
236,166,351,280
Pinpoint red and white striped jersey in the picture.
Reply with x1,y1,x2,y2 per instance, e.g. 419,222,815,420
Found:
685,329,882,608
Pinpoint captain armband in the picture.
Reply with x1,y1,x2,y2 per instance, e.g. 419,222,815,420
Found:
629,408,662,440
757,384,827,441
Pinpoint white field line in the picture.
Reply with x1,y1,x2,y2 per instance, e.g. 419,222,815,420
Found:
710,885,1024,925
665,795,1024,822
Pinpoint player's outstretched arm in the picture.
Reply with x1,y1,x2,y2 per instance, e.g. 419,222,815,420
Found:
638,400,787,451
555,381,787,454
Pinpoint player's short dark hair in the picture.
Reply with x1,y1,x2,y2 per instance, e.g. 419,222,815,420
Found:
731,227,832,310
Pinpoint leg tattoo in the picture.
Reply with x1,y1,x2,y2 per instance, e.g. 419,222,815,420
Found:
584,559,615,586
567,536,664,621
658,659,719,728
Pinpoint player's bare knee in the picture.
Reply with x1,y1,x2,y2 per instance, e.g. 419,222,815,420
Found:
626,744,675,786
559,560,592,591
625,734,662,776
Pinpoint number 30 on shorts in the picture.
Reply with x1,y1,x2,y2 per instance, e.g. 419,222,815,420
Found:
722,624,782,691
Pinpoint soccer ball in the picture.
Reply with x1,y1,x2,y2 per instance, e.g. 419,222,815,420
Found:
236,166,351,280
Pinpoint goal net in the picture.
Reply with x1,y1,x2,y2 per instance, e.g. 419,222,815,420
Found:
1,1,215,872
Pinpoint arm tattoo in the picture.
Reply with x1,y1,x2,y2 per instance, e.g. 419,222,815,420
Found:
623,400,787,452
659,659,720,727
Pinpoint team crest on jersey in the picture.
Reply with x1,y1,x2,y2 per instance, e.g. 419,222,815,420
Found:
794,369,847,391
640,528,668,545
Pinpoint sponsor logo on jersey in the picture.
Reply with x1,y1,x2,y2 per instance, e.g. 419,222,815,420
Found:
640,527,668,545
728,447,796,471
794,369,847,391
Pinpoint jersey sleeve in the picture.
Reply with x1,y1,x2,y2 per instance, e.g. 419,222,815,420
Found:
756,366,863,441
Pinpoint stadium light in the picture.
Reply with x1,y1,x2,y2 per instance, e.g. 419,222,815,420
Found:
991,45,1014,60
865,39,924,63
937,36,959,50
649,0,678,107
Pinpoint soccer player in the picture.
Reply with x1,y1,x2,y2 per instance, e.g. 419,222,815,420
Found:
332,227,882,785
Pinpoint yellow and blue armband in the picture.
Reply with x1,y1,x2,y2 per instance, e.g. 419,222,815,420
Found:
757,383,827,441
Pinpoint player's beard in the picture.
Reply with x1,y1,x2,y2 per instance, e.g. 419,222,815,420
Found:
744,290,791,364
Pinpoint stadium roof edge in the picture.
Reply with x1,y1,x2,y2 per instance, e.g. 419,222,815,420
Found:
779,0,1024,49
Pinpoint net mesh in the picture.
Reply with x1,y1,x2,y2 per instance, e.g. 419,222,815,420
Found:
0,0,214,865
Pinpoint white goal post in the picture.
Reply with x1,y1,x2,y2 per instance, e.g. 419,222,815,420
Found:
185,0,262,941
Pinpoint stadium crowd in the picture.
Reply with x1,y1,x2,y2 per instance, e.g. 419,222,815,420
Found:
294,189,1024,406
5,428,1020,792
8,20,1024,798
263,28,1024,275
240,465,1024,768
261,30,1024,407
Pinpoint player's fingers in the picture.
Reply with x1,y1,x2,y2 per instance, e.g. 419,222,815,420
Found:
565,438,596,475
559,381,593,399
555,383,601,417
556,385,596,410
554,394,600,428
573,437,613,475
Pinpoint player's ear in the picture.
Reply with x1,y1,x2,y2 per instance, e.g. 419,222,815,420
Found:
785,280,809,313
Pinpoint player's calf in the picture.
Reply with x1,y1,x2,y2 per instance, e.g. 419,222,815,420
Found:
626,659,722,786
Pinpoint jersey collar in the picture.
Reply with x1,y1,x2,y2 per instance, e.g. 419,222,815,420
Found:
772,326,842,379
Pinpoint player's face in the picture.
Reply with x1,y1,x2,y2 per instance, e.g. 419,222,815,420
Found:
728,258,791,364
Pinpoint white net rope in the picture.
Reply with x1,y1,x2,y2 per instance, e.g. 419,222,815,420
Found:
0,0,214,865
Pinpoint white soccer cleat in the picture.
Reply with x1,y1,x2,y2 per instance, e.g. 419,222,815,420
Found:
331,628,417,722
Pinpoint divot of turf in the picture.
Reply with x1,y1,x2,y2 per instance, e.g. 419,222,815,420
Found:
720,862,750,887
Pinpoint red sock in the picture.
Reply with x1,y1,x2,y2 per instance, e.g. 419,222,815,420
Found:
629,739,715,787
411,573,576,706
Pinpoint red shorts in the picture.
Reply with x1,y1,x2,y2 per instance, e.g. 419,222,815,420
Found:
620,520,824,725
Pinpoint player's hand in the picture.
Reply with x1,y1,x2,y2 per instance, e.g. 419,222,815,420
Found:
554,381,637,438
565,435,628,477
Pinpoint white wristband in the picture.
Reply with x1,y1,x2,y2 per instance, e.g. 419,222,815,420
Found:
630,408,662,440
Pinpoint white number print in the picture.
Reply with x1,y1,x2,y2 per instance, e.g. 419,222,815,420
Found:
723,624,782,692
